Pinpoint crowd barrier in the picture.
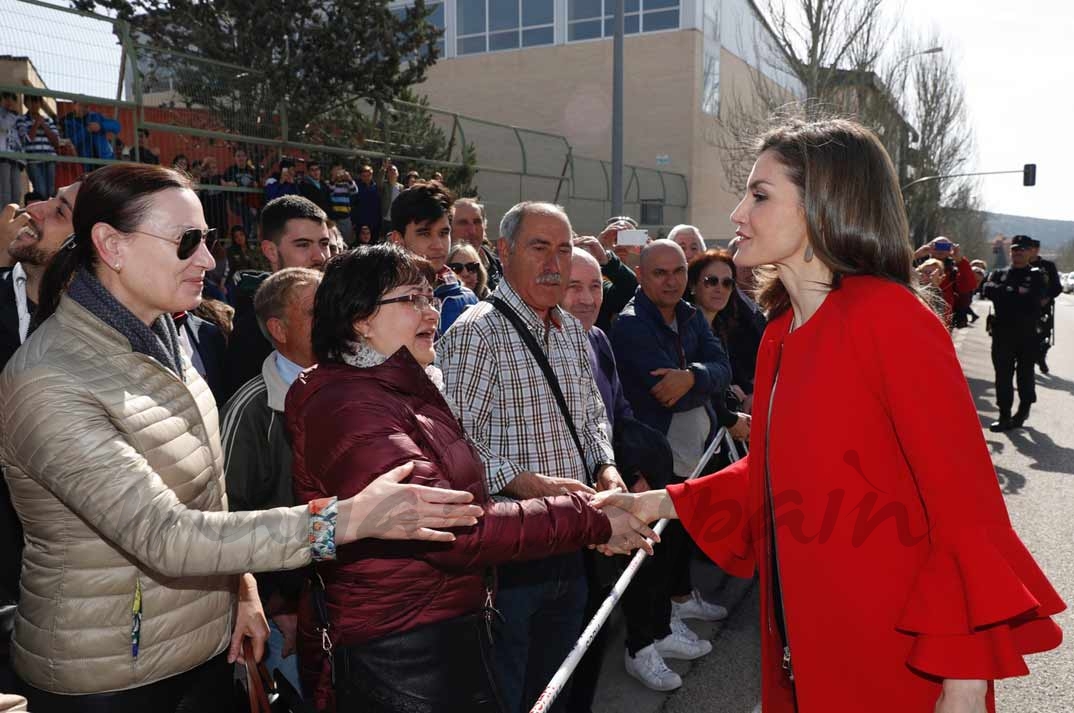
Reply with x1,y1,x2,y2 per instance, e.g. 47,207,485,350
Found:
531,427,748,712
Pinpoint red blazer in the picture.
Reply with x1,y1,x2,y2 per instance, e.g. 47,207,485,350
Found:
668,276,1063,713
286,350,612,706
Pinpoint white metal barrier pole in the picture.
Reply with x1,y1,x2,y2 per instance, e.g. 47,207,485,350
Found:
529,426,740,713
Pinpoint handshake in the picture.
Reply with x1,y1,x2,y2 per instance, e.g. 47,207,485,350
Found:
591,488,678,558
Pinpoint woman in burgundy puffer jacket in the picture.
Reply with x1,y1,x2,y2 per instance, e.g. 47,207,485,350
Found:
286,244,655,712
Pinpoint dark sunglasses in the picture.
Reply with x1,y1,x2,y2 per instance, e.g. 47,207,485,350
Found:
449,261,480,274
702,275,736,289
132,227,217,260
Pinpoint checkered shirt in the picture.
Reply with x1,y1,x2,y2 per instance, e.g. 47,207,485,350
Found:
437,280,615,495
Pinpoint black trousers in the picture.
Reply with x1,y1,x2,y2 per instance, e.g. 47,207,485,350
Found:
17,652,233,713
992,334,1037,415
620,518,694,656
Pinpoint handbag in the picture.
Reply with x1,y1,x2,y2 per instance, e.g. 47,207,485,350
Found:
239,638,312,713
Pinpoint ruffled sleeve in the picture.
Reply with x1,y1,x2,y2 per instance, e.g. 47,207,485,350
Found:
846,278,1066,680
897,526,1064,678
667,456,755,579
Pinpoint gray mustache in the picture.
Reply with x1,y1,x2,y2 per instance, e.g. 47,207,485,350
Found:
537,273,561,285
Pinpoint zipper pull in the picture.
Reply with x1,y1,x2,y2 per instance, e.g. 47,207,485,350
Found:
782,646,794,681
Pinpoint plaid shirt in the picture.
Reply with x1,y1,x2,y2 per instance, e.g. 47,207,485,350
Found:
438,280,615,494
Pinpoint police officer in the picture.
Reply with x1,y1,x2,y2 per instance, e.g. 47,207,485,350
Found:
1021,236,1063,373
983,234,1046,432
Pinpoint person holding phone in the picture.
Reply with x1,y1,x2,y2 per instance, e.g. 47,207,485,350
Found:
914,236,976,327
594,118,1064,713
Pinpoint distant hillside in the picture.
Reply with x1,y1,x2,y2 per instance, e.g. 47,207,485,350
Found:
981,212,1074,252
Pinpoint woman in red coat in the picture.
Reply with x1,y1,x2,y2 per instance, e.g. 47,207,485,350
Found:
596,118,1064,713
286,244,655,712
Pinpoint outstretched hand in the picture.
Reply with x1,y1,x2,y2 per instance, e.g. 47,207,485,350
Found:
596,501,659,557
337,462,484,545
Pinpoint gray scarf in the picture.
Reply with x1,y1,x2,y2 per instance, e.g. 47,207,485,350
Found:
68,268,186,380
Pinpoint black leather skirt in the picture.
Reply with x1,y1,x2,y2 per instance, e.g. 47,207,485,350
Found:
335,610,506,713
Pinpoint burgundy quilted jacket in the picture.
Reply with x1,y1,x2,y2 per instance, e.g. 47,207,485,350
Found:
286,348,613,704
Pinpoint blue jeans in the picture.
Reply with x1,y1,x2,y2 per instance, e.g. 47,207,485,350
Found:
264,618,302,698
25,161,55,198
493,552,587,713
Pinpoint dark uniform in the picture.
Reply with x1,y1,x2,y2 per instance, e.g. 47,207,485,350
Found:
983,243,1046,431
1031,253,1062,373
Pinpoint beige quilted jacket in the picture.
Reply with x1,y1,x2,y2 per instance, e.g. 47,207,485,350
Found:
0,297,314,694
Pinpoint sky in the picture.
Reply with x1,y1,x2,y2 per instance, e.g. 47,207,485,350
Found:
898,0,1074,222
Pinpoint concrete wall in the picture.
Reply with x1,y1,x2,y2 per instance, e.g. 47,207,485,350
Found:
416,25,797,243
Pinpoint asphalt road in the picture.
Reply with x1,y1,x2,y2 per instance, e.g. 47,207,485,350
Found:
592,293,1074,713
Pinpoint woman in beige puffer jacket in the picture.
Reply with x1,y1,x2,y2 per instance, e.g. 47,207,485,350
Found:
0,164,481,712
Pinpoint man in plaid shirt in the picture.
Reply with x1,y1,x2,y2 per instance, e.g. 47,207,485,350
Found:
438,201,628,713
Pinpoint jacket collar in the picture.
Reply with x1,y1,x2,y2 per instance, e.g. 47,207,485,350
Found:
632,287,697,330
52,297,194,376
492,278,564,331
261,352,291,412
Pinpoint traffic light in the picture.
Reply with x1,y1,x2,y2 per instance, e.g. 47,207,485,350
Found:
1023,163,1036,187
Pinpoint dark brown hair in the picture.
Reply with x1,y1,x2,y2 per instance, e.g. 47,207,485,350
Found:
751,118,918,317
312,243,435,363
35,164,193,326
688,249,741,342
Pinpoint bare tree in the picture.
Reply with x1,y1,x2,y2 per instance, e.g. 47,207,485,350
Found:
710,4,982,250
900,37,976,245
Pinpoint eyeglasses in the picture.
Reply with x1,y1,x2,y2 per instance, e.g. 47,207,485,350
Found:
375,292,441,313
448,261,481,274
702,275,736,289
131,228,217,260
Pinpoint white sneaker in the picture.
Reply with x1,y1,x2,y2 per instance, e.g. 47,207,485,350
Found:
624,645,683,692
670,615,701,643
654,625,713,660
671,590,728,622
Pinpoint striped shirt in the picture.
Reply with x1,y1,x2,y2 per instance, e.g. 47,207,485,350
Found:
330,180,355,219
437,279,615,495
15,112,57,155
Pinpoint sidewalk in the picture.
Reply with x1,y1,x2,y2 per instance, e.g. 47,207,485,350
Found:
590,557,759,713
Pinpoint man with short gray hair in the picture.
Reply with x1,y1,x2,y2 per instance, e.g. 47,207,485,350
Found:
221,266,322,695
439,201,631,713
666,224,706,262
452,197,503,291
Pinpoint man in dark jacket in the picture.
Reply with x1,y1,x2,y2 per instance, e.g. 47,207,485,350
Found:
390,181,478,335
352,163,382,240
1024,236,1062,373
222,267,321,694
298,160,333,216
452,198,503,292
223,195,330,399
0,184,78,689
610,239,732,685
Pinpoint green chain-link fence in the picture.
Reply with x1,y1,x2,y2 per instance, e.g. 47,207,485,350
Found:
1,0,687,234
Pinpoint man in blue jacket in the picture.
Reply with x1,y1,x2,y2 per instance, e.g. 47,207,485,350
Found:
61,101,120,169
390,180,477,335
610,239,732,686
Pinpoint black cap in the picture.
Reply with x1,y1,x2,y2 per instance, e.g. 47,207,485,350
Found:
1011,234,1039,249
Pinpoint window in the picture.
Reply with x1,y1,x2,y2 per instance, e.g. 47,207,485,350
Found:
457,0,556,55
568,0,680,41
391,2,446,56
640,201,663,226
